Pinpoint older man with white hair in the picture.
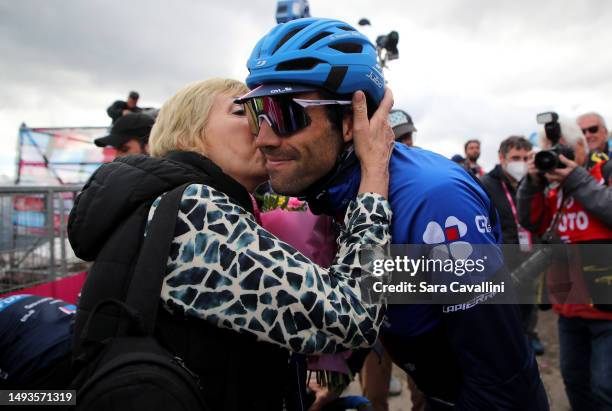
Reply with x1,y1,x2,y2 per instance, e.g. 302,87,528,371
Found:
577,111,611,166
517,116,612,411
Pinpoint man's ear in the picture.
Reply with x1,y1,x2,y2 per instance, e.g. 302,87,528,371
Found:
342,111,353,143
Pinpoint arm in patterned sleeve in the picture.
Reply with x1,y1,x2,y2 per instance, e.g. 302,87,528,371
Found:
150,184,392,355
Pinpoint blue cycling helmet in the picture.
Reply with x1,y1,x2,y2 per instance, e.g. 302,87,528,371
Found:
245,17,385,106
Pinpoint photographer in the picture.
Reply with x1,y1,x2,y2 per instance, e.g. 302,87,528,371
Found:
517,114,612,411
577,111,612,165
481,136,546,355
106,91,142,123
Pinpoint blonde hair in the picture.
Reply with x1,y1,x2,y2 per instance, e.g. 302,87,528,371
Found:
149,78,248,157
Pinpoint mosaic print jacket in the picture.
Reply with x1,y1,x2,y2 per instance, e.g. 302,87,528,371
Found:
148,185,391,354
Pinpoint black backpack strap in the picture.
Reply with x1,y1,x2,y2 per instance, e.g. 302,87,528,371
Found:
123,182,192,336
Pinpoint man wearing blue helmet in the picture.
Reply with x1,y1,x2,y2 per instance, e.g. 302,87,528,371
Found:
238,17,548,411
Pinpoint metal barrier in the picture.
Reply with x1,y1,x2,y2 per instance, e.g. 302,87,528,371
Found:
0,185,88,294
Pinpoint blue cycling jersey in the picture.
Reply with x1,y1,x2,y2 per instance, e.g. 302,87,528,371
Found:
314,143,548,410
316,145,505,331
0,294,74,385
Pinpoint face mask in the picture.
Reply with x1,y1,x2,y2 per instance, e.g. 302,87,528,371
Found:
504,161,528,182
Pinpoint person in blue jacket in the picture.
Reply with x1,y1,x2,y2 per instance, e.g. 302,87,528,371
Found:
237,17,549,410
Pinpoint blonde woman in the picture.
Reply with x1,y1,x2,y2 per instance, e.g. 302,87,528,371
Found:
69,78,394,410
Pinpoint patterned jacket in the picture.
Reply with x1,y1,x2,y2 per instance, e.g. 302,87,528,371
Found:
149,177,392,354
68,151,391,410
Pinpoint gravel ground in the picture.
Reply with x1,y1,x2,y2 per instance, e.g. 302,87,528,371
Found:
535,310,570,411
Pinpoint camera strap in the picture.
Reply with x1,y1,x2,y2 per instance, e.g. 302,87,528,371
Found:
545,191,569,236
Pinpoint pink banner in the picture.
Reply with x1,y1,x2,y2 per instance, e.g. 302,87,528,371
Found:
0,271,87,304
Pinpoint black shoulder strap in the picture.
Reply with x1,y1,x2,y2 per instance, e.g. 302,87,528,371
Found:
123,182,192,336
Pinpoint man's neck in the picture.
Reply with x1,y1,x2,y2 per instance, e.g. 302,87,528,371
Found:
303,155,361,216
466,159,479,167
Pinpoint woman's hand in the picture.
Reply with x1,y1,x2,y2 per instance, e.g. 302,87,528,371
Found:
307,380,341,411
352,87,395,198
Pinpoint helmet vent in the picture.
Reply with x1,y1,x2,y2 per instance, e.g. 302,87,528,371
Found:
276,58,324,71
337,26,354,31
329,43,363,53
272,27,306,54
323,66,348,92
300,31,332,49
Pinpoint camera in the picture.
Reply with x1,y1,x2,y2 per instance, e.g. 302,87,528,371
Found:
376,31,399,61
534,112,575,172
375,31,399,68
510,232,565,287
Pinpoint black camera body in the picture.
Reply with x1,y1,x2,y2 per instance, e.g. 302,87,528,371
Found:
510,231,565,287
534,112,575,172
375,31,399,69
535,145,575,172
376,31,399,60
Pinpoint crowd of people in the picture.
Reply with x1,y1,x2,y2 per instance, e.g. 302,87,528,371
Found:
1,15,612,411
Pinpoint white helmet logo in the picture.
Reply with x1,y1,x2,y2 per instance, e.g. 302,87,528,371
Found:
366,71,384,88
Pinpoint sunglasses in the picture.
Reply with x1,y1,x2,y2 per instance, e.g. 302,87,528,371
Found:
582,125,600,135
242,96,351,137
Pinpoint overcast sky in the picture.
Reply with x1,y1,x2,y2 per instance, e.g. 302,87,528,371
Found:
2,0,612,180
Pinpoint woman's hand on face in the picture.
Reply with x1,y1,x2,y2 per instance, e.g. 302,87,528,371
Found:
352,88,395,175
352,88,394,198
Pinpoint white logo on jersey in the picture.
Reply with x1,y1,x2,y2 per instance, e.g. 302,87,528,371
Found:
475,215,492,233
422,216,473,275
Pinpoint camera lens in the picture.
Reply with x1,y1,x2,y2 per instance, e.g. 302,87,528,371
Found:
534,150,558,172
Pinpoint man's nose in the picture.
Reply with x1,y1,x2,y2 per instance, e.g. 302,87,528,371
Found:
255,121,282,149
